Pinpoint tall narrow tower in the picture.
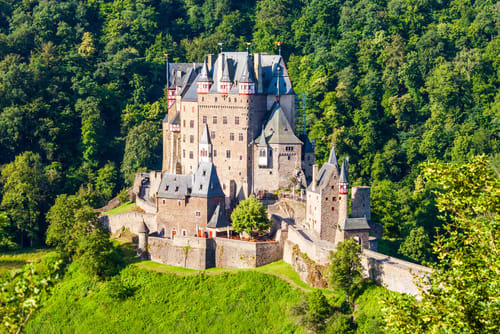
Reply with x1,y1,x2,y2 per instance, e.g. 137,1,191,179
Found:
338,158,349,224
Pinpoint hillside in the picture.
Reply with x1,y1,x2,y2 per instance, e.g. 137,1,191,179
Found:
0,247,385,334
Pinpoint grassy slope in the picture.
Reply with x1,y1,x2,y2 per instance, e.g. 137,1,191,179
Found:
26,265,305,333
102,201,137,215
0,248,55,276
19,243,388,333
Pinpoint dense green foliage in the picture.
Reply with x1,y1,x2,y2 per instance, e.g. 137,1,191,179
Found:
231,195,272,235
383,156,500,333
0,0,497,256
329,239,363,304
0,253,63,334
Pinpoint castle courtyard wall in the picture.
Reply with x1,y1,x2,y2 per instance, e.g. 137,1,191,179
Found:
148,236,215,270
99,212,157,234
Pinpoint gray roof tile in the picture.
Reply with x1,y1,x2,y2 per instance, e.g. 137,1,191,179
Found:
340,217,370,231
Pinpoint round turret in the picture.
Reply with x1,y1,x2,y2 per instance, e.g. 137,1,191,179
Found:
137,221,149,259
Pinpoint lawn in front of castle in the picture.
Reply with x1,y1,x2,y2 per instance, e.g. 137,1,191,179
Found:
3,244,386,333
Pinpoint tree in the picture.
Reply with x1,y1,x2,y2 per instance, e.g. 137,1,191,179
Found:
0,152,49,248
230,196,272,236
121,121,161,184
329,239,363,305
384,156,500,333
46,192,116,277
398,226,432,263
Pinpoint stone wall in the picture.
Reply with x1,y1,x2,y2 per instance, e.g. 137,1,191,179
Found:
215,238,281,268
284,225,431,296
148,236,215,270
361,249,431,296
100,212,157,234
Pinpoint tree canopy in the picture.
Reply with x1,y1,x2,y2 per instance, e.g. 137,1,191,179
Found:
230,196,272,236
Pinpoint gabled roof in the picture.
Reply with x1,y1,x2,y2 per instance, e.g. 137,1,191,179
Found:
340,217,370,231
191,161,225,198
200,124,211,145
259,104,302,145
257,130,267,146
207,203,230,229
261,55,294,95
157,174,192,199
307,141,340,193
339,158,348,184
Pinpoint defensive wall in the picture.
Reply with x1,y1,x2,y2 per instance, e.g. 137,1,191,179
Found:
99,212,157,234
283,225,431,295
147,235,282,270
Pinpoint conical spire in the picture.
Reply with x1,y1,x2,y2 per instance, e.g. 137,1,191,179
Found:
328,142,338,166
199,58,211,82
239,55,254,83
339,158,348,184
221,54,230,82
200,123,211,145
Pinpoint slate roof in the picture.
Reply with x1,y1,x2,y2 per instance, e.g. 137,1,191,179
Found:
239,55,254,83
207,203,230,229
157,174,192,199
258,104,302,145
340,217,370,231
307,141,340,193
198,58,212,82
190,161,225,198
157,161,225,199
339,158,348,183
168,111,180,125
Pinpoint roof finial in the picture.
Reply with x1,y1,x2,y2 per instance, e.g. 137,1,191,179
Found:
246,42,251,53
218,42,223,54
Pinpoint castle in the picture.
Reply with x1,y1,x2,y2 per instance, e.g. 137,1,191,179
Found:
103,51,430,295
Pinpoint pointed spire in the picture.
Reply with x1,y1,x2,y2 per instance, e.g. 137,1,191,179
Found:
239,55,254,83
328,142,338,166
221,54,230,82
200,123,211,145
339,158,348,184
199,58,211,82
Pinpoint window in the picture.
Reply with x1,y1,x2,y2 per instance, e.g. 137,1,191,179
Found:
189,151,193,159
286,146,294,151
239,155,242,160
333,197,336,201
190,120,194,128
183,135,186,143
190,135,194,143
195,211,201,217
213,116,217,124
226,150,231,158
182,229,187,236
235,116,239,125
183,120,186,127
214,150,217,157
203,116,207,124
326,197,328,201
239,133,244,141
192,107,195,112
211,131,215,139
230,133,234,141
162,199,165,204
223,116,227,124
215,97,218,102
332,207,335,211
259,150,266,157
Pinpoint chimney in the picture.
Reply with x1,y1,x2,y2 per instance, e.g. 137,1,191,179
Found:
312,164,318,191
254,53,262,93
207,54,214,72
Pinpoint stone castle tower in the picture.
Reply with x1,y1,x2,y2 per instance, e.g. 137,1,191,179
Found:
306,142,373,248
161,52,314,205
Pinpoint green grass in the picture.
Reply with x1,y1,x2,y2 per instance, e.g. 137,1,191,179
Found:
134,260,314,291
0,248,55,276
26,263,306,333
102,201,137,215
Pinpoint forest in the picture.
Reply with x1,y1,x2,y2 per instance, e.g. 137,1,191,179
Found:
0,0,498,264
